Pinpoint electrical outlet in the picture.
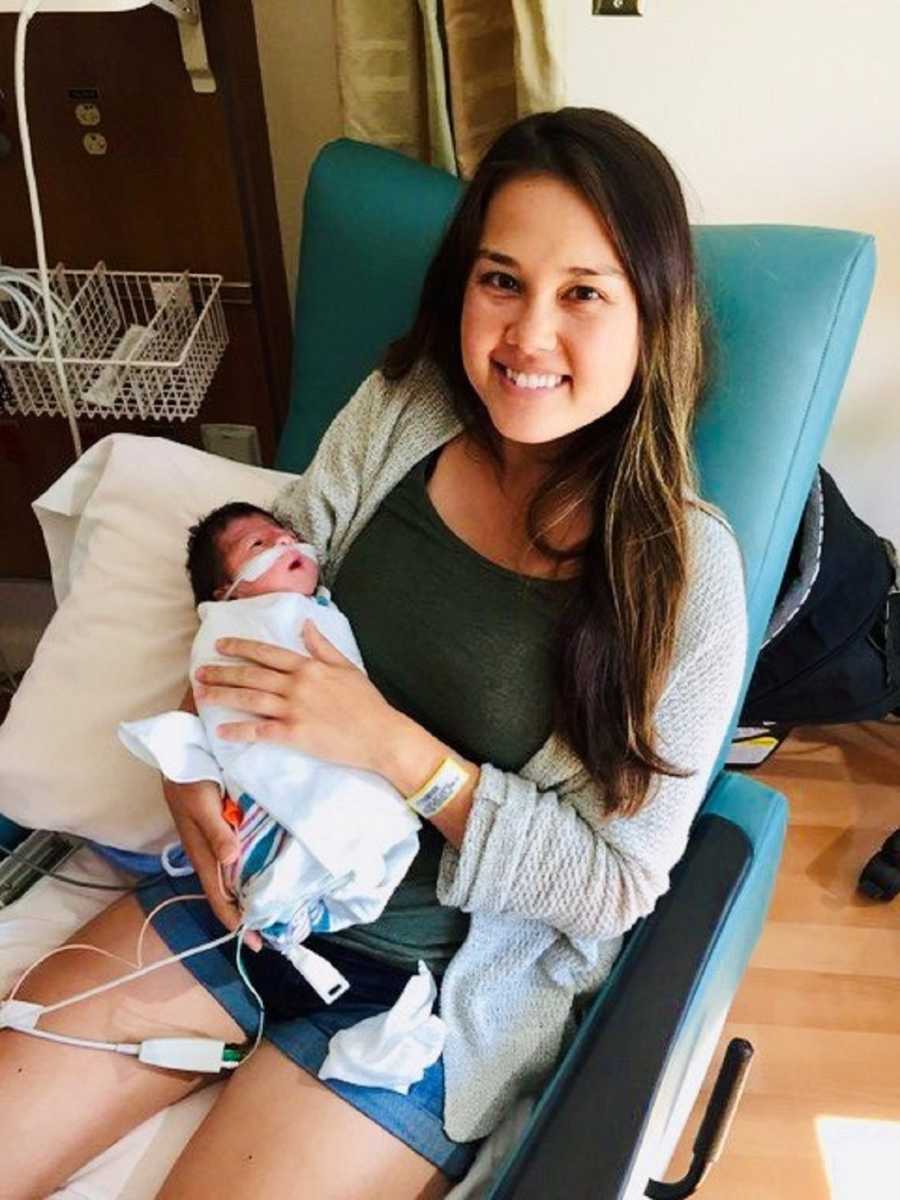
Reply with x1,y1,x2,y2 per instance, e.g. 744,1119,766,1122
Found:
82,132,107,156
201,423,262,466
75,103,101,127
593,0,643,14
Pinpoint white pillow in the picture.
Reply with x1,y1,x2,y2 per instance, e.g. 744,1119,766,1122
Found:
0,434,296,851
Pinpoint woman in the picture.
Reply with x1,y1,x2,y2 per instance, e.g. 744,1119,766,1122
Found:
0,109,746,1199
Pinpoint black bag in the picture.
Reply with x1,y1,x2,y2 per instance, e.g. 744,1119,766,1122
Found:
730,467,900,765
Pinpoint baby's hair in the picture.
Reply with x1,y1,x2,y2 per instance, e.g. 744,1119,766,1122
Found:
186,501,286,604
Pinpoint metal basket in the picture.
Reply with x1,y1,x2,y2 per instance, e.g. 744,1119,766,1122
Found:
0,263,228,422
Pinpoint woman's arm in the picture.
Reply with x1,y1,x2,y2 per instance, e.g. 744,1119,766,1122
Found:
374,711,479,850
436,515,749,943
195,621,480,848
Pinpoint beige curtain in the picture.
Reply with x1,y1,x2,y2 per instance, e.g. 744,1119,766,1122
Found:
333,0,565,178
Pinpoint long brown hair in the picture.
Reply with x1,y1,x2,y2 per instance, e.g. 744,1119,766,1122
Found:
383,108,703,817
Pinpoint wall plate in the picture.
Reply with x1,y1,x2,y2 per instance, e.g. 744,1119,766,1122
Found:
82,131,107,155
75,103,101,126
593,0,643,14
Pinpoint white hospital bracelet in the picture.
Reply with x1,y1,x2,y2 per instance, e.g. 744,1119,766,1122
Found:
404,756,470,819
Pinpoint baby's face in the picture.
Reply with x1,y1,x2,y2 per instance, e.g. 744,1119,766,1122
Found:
215,515,319,599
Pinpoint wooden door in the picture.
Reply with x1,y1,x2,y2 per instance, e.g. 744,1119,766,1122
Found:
0,0,292,577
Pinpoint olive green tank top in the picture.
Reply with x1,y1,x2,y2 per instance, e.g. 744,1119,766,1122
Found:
327,448,577,975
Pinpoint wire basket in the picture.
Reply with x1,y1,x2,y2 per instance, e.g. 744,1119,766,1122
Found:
0,263,228,422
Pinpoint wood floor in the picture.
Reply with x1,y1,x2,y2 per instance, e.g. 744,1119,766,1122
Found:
667,721,900,1199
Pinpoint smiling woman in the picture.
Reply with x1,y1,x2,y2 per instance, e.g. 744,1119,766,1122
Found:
384,107,704,818
460,175,640,448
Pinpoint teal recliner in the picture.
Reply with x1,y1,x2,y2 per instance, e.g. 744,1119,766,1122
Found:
277,140,875,1198
0,138,875,1197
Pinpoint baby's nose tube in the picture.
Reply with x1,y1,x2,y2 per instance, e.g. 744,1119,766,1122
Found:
223,542,319,600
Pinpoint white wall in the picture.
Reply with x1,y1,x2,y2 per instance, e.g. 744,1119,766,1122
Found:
566,0,900,543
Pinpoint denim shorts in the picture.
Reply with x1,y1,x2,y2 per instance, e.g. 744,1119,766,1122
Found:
135,870,482,1181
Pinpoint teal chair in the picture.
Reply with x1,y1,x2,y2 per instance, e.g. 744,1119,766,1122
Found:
277,140,875,1198
0,139,875,1196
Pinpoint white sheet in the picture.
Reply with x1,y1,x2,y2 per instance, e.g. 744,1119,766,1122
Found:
0,849,532,1199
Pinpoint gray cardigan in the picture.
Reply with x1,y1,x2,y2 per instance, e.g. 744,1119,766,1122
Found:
273,357,748,1142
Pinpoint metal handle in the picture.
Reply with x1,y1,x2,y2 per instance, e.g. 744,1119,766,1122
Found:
645,1038,754,1199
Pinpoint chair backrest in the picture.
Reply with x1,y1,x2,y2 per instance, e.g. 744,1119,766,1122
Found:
278,138,875,726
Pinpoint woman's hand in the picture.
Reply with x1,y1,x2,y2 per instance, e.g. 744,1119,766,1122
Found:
194,622,482,848
160,776,262,951
194,621,403,775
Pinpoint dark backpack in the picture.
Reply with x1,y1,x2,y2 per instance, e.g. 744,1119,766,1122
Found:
729,467,900,765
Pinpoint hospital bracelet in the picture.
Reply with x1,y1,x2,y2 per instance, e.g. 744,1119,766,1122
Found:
403,756,470,819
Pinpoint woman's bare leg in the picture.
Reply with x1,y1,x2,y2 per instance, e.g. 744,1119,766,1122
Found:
0,892,245,1200
156,1041,452,1200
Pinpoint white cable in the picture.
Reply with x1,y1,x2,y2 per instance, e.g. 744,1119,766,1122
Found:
2,922,248,1074
5,894,210,1008
1,914,254,1075
6,941,139,1005
2,882,266,1073
135,891,208,967
0,267,67,353
0,267,67,356
0,1018,230,1073
11,1025,140,1056
14,0,83,458
38,927,239,1017
232,929,266,1064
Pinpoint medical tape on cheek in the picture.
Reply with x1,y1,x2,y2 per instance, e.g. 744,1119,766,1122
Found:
223,542,319,600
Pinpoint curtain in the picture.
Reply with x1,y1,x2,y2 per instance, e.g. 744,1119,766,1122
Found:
333,0,566,178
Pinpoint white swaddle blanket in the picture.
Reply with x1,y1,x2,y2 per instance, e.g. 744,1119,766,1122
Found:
194,589,420,873
119,590,446,1094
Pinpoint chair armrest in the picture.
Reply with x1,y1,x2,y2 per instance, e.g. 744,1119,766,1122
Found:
487,813,752,1200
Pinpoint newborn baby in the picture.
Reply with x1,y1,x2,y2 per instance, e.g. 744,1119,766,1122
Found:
120,502,423,1006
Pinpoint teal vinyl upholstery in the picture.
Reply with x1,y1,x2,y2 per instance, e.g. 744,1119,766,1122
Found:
693,226,877,752
276,139,874,1196
277,140,462,477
